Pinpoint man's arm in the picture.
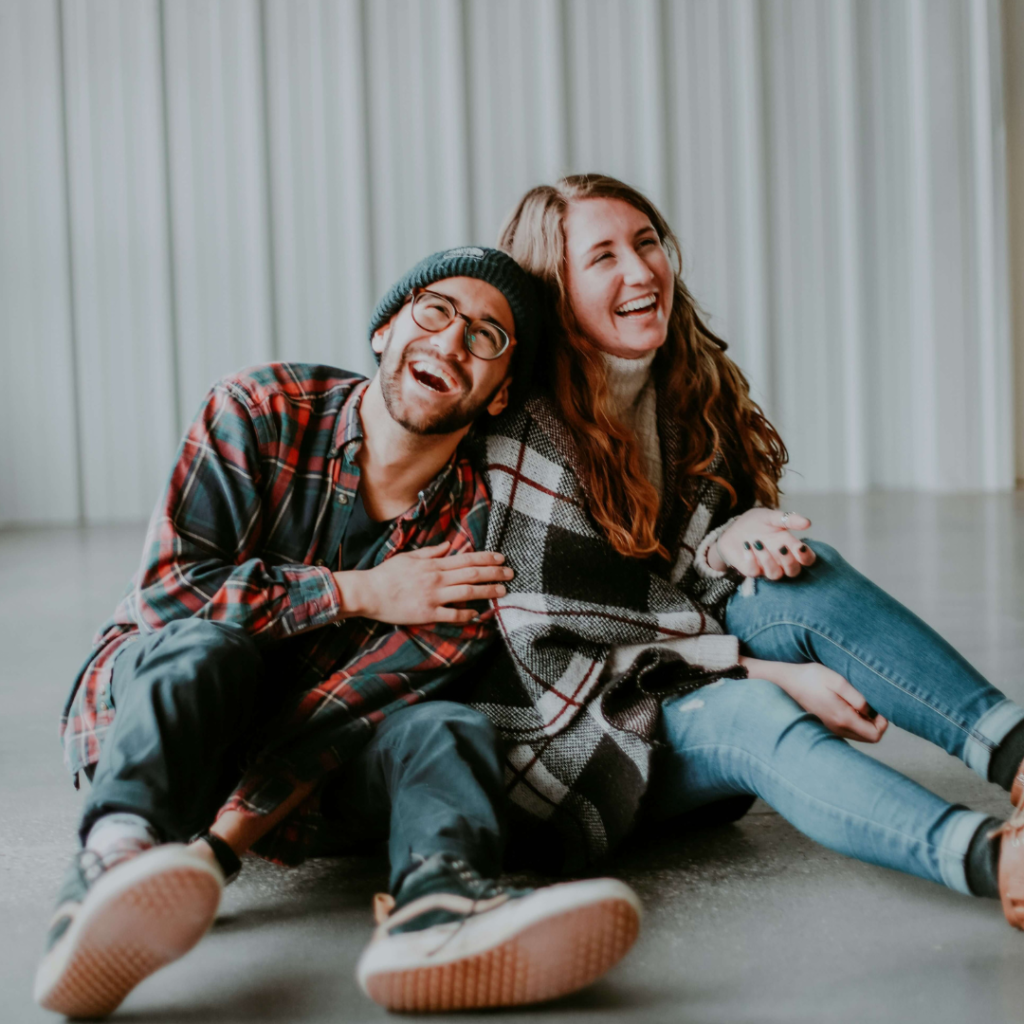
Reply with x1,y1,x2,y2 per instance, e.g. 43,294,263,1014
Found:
131,381,343,643
332,540,512,625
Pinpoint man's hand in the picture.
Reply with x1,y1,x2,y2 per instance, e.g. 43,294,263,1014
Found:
740,656,888,742
333,541,513,625
709,508,816,580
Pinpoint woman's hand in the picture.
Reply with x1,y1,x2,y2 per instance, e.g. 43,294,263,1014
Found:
740,656,888,743
333,542,513,625
710,508,816,580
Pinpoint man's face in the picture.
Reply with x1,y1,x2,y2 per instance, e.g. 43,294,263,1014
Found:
372,276,516,435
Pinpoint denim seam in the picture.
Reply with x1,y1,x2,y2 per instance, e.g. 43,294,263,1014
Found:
738,619,994,753
674,739,964,872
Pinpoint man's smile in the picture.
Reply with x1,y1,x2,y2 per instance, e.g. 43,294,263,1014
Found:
407,357,463,396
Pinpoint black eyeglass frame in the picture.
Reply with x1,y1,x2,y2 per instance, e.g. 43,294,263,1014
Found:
408,288,513,361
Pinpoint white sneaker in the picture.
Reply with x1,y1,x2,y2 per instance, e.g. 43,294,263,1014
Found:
357,854,642,1011
34,843,224,1018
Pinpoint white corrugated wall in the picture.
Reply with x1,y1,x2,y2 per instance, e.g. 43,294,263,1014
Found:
0,0,1016,525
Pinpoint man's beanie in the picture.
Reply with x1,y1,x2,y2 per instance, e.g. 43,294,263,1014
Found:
368,246,543,409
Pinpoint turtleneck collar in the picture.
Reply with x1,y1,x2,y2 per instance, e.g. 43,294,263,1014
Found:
600,349,656,420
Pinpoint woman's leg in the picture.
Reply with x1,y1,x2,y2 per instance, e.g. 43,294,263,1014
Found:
647,677,990,894
724,540,1024,785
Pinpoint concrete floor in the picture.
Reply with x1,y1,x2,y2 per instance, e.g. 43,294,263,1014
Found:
4,492,1024,1023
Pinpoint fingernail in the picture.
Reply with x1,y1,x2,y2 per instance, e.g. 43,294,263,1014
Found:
799,544,808,553
743,541,751,550
865,706,878,720
753,540,764,550
503,569,514,578
496,585,507,596
779,546,788,555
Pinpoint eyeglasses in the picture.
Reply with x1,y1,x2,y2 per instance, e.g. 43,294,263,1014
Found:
409,289,512,361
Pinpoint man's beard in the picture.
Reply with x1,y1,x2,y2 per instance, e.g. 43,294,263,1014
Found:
378,338,501,435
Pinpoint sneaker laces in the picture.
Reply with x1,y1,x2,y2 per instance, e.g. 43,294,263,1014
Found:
378,856,510,957
417,858,508,957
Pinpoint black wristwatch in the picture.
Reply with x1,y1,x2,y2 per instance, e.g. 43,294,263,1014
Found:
192,830,242,884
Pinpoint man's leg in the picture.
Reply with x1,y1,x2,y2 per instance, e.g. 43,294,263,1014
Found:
321,699,504,892
83,618,267,843
319,701,642,1012
36,619,266,1019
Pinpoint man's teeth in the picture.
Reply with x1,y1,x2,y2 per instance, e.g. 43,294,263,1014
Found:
615,295,657,315
410,361,457,392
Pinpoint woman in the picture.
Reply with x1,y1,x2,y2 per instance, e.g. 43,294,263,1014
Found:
472,173,1024,927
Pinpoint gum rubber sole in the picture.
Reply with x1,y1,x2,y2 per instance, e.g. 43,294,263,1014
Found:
363,895,640,1012
34,847,222,1019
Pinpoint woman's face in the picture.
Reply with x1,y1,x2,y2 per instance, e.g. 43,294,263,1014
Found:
563,197,675,359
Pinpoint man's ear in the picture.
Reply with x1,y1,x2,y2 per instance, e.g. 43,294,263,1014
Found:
372,313,400,356
486,376,512,418
371,324,389,356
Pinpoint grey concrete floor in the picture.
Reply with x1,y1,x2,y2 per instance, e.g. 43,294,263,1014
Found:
3,492,1024,1023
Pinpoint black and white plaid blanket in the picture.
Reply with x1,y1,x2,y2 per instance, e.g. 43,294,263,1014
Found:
470,395,749,870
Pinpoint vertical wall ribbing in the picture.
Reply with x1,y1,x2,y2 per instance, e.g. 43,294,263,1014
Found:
157,0,182,442
56,0,86,524
258,0,279,360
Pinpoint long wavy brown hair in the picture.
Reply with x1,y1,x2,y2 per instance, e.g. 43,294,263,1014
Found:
499,174,787,560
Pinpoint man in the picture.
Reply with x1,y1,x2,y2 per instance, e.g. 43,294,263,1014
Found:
35,248,640,1018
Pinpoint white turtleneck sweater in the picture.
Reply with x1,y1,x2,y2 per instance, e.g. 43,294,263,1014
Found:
600,349,663,497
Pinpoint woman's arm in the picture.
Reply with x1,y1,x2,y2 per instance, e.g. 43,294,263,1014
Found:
739,655,888,743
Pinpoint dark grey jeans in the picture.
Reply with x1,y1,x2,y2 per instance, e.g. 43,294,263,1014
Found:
82,619,505,893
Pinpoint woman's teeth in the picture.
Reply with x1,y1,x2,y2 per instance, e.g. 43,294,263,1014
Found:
615,294,657,317
410,361,456,393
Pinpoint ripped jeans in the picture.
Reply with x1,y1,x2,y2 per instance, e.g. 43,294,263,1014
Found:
645,541,1024,894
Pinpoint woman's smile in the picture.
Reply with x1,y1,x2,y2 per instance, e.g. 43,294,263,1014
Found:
614,291,658,316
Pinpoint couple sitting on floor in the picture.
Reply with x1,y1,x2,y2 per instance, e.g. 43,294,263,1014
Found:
37,175,1024,1019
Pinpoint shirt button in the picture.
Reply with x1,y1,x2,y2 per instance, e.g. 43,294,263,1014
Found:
337,493,349,506
315,559,325,567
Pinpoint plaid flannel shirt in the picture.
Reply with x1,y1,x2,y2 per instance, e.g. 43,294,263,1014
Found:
61,363,493,863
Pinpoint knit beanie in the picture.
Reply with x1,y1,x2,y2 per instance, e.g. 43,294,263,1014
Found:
368,246,543,410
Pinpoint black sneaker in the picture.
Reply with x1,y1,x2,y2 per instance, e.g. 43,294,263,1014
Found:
356,852,642,1011
34,844,223,1018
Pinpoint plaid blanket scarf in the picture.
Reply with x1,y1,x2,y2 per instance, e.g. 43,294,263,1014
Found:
470,393,751,870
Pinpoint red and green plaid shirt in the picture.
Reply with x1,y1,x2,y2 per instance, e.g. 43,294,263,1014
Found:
61,363,493,862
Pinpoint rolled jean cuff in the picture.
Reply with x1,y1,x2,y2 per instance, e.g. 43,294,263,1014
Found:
963,698,1024,781
938,809,993,895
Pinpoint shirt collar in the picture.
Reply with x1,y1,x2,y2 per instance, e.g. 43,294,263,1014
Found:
334,378,372,452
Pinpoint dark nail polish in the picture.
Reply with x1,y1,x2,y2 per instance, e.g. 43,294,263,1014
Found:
779,546,788,555
799,545,808,553
743,541,751,550
753,540,764,550
865,706,878,720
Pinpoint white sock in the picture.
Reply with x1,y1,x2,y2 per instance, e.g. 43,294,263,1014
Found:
85,813,160,866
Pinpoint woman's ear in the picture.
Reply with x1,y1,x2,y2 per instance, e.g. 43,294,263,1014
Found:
486,376,512,417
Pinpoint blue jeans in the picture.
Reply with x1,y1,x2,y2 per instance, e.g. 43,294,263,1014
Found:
646,541,1024,895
